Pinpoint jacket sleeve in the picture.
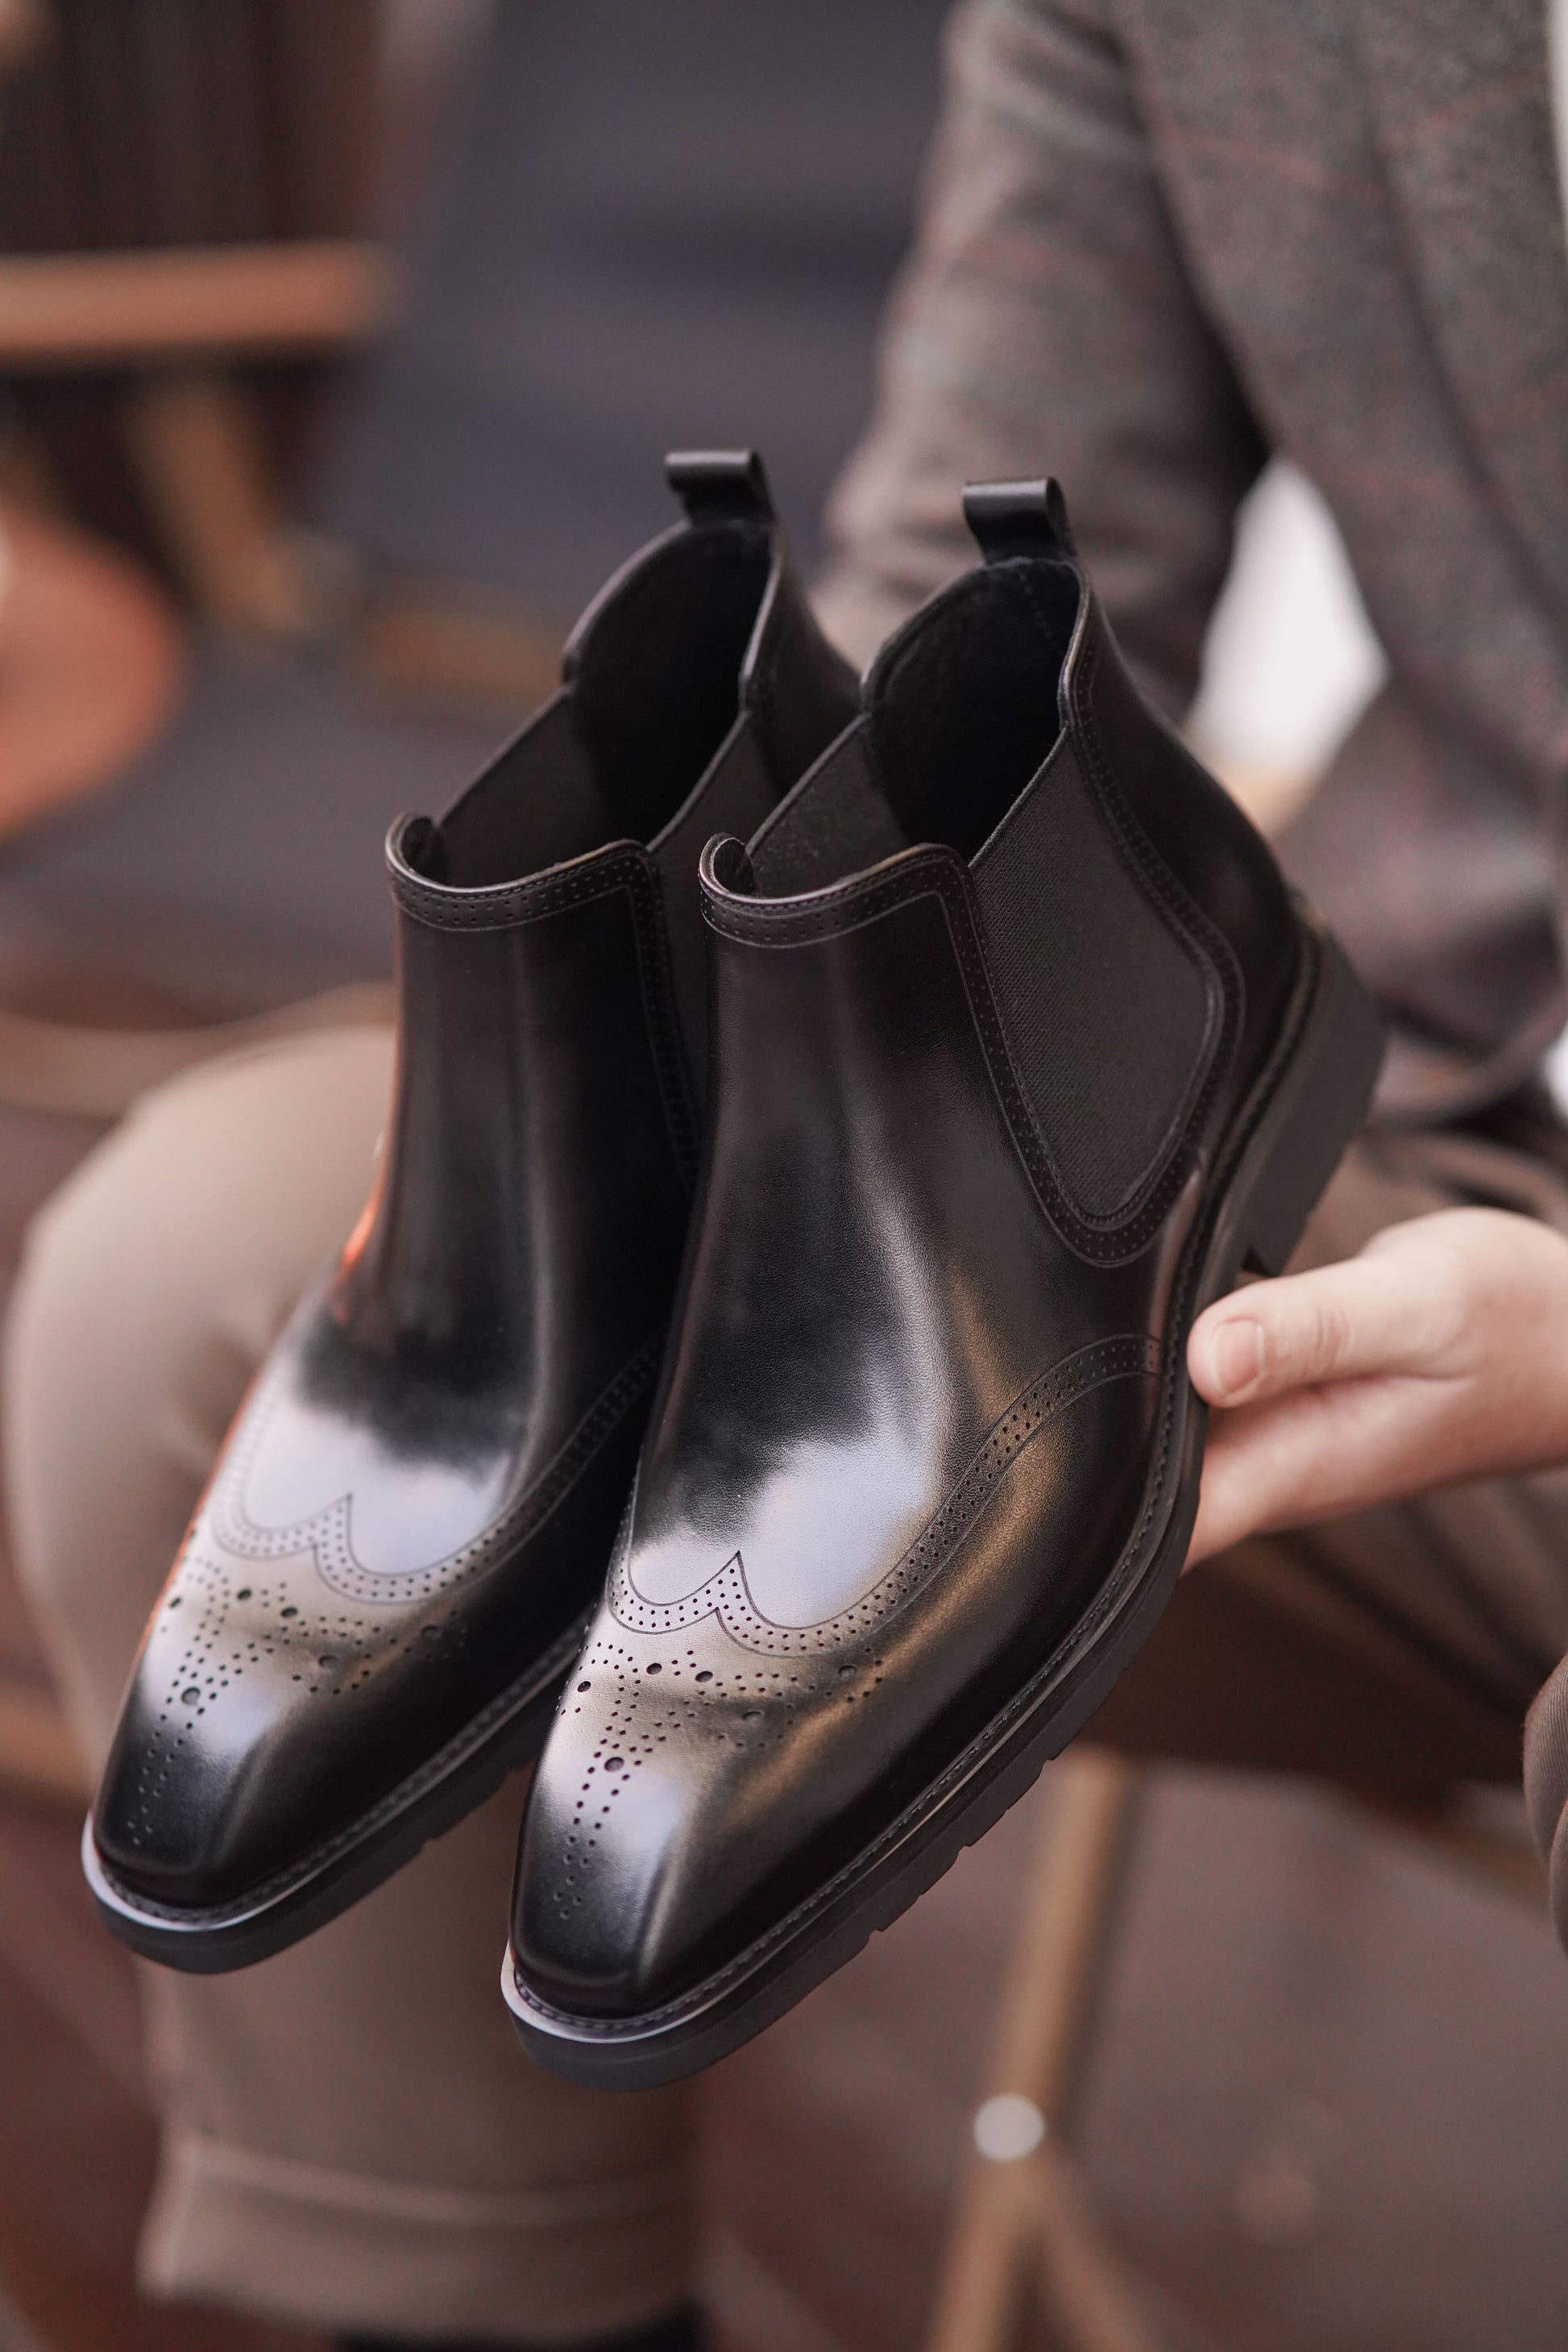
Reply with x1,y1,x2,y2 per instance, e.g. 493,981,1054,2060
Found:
813,0,1266,711
1525,1657,1568,1952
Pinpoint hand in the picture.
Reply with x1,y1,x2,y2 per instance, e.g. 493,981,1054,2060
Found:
1185,1207,1568,1566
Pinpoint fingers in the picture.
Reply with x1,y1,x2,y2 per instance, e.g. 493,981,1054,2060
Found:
1188,1242,1458,1407
1183,1209,1568,1570
1186,1376,1441,1564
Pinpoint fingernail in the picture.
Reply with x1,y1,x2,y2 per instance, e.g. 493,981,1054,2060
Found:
1210,1317,1265,1402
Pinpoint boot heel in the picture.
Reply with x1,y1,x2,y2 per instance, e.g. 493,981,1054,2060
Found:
1231,907,1386,1280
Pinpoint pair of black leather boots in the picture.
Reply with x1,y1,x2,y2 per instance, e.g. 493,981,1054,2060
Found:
85,452,1383,2089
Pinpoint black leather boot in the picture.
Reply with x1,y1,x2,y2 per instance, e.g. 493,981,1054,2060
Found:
504,479,1384,2086
85,451,857,1971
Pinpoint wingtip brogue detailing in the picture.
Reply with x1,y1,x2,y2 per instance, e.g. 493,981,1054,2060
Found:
206,1331,666,1607
111,1548,446,1863
608,1335,1158,1654
95,1607,593,1930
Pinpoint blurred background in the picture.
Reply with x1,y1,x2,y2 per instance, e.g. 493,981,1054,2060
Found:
0,6,1560,2352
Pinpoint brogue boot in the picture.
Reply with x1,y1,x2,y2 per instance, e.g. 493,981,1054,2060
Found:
87,451,857,1969
505,479,1383,2084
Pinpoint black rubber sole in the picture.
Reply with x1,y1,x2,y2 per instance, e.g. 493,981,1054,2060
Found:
502,903,1385,2088
85,1610,591,1972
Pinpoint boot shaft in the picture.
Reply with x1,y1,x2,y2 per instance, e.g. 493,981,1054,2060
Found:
337,450,859,1365
720,477,1299,1258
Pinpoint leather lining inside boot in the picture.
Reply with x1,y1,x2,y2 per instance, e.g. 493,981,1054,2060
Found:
867,558,1080,859
749,556,1081,894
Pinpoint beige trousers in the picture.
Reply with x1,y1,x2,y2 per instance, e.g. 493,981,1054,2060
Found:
2,1030,699,2346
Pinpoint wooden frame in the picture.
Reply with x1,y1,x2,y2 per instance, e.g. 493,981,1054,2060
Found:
927,1751,1158,2352
0,239,396,371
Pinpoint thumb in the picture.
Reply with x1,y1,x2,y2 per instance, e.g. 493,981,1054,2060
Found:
1188,1247,1446,1408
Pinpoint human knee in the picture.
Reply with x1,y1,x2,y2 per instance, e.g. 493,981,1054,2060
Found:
2,1029,392,1711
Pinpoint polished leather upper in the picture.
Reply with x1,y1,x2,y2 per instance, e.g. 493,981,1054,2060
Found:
93,454,857,1910
512,483,1303,2018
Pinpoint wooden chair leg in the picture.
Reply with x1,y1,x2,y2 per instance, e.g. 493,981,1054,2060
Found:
123,369,311,638
926,1747,1151,2352
1027,2140,1165,2352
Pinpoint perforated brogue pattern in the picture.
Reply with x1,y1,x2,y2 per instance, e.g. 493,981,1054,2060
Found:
112,1329,663,1857
204,1333,663,1607
541,1337,1155,1933
118,1546,403,1853
114,1541,586,1876
540,1630,883,1929
607,1334,1156,1654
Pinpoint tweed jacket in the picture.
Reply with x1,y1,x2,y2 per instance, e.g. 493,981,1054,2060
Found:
814,0,1568,1125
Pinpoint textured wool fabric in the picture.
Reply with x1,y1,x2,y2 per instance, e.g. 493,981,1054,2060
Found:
813,0,1568,1123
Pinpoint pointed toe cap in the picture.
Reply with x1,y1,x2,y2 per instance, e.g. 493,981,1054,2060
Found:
512,1641,793,2019
93,1642,303,1910
513,1710,719,2018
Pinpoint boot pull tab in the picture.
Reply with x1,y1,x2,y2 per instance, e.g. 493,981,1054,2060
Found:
665,449,775,527
962,476,1076,564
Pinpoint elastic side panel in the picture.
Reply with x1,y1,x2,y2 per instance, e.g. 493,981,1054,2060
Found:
973,738,1221,1222
743,552,859,786
1081,609,1296,1087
